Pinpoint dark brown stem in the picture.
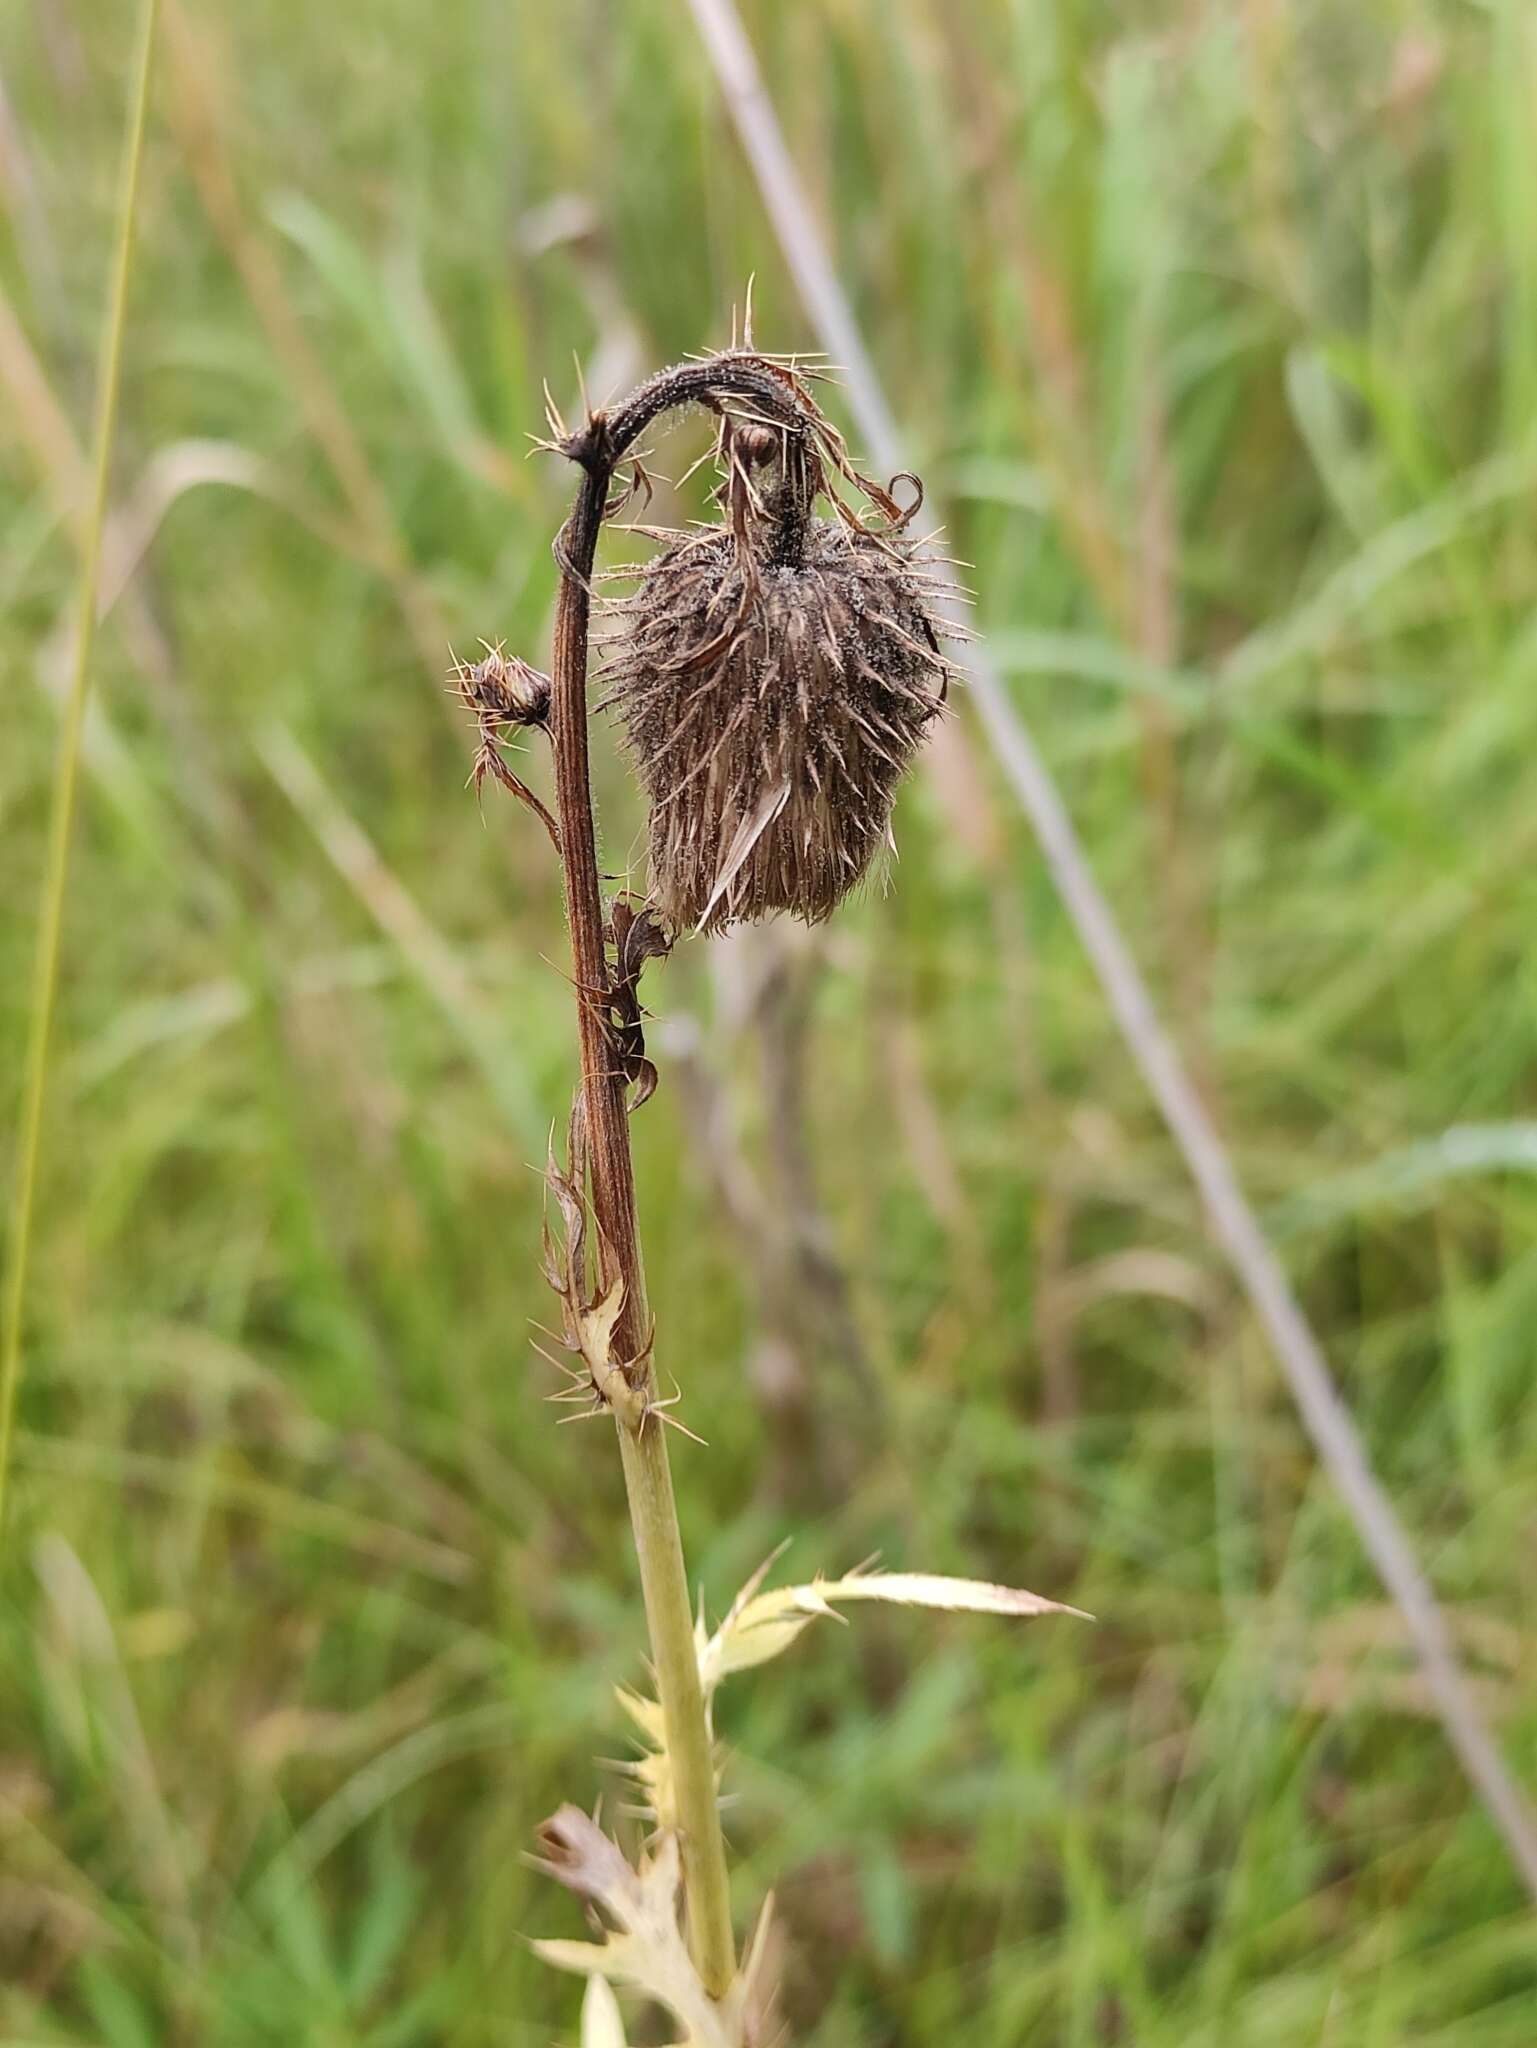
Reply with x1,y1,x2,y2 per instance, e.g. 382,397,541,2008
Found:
545,354,823,1998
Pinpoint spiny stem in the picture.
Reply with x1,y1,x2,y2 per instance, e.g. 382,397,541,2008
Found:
543,358,825,1997
0,0,161,1542
549,460,737,1999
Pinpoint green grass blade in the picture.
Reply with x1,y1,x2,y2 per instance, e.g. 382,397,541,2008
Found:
0,0,162,1540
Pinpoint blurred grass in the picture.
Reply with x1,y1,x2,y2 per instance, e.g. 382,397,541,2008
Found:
3,0,1537,2041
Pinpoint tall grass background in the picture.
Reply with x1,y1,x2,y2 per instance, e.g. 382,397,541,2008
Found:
3,1,1537,2040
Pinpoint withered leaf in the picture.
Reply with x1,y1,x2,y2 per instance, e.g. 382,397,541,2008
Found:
532,1809,756,2047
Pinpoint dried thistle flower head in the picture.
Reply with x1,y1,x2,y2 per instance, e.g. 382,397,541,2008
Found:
602,397,957,934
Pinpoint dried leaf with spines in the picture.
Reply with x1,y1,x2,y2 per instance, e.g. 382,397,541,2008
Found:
695,1557,1092,1699
612,1548,1087,1833
447,641,561,852
605,897,671,1108
537,1117,702,1442
533,1808,773,2047
538,1124,650,1434
696,1564,1098,1695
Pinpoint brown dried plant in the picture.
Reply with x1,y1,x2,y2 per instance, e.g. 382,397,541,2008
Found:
600,436,956,931
453,341,1079,2046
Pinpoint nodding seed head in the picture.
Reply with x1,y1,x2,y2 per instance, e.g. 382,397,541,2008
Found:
602,436,955,935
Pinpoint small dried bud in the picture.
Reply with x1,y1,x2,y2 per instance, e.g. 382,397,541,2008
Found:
452,644,551,728
605,509,953,933
449,642,560,851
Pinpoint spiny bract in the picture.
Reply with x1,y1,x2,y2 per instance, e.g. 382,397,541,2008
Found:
604,509,953,934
